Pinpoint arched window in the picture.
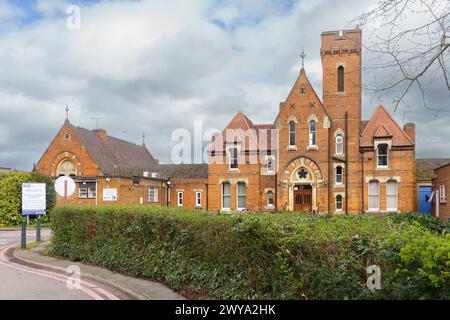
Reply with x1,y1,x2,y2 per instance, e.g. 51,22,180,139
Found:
267,191,274,207
335,134,343,155
377,144,388,167
337,66,344,92
386,180,398,211
267,158,274,174
237,182,246,210
222,182,231,210
229,147,238,170
309,120,316,146
289,121,296,146
63,133,71,142
336,195,343,211
335,166,343,185
368,180,380,211
56,159,77,177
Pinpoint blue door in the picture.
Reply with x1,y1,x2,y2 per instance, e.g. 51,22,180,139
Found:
419,186,432,214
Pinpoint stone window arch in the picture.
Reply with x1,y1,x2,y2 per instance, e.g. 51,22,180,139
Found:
56,158,77,177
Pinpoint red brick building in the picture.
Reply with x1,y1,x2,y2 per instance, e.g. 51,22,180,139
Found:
34,117,208,208
208,27,416,214
35,27,417,215
432,164,450,222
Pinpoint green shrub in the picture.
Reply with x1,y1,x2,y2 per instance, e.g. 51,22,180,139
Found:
388,213,450,234
50,206,450,300
0,172,56,225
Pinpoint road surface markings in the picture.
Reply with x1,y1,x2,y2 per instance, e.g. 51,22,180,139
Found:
0,246,120,300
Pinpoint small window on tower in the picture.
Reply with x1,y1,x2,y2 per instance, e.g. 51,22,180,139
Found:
337,66,344,92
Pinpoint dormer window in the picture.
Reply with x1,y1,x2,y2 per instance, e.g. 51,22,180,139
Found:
377,144,388,168
229,147,238,170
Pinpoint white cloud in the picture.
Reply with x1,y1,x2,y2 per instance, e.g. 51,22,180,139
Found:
0,0,448,170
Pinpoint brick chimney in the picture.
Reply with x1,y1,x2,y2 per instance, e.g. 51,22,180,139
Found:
93,129,107,142
403,123,415,143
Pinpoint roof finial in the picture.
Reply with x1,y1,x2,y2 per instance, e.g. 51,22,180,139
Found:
65,106,70,122
142,133,146,146
300,48,306,69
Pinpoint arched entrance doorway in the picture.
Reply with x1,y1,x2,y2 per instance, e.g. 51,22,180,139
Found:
280,157,323,213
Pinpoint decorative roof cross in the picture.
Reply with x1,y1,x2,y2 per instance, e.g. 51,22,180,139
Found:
300,49,306,69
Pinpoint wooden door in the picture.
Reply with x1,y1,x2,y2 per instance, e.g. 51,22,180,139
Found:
293,185,313,213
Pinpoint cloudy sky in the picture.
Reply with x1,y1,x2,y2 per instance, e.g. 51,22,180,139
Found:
0,0,449,170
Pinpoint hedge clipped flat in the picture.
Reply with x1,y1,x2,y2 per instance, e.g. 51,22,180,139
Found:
50,207,450,300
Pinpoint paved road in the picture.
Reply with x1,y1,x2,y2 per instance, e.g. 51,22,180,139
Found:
0,229,123,300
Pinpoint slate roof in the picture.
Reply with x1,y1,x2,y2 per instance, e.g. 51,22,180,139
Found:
416,158,450,181
360,105,414,147
210,111,276,152
157,164,208,179
70,125,159,175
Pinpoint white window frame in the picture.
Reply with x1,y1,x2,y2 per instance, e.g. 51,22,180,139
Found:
335,134,343,155
335,166,343,185
377,144,389,168
440,185,447,203
309,120,317,147
195,191,202,208
78,183,96,199
335,194,343,212
222,182,231,211
368,181,380,211
237,182,246,211
148,186,159,203
289,121,296,147
386,180,398,212
267,158,274,174
267,191,274,208
229,147,239,171
177,191,184,207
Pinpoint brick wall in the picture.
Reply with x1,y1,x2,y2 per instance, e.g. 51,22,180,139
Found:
169,178,208,210
34,121,101,177
56,177,167,207
433,165,450,222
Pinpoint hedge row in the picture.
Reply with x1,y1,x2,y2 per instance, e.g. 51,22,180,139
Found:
50,207,450,299
0,172,56,225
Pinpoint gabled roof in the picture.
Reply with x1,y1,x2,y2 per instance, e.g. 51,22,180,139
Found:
210,111,276,152
360,105,414,147
373,123,393,138
275,68,329,123
70,124,159,175
416,158,450,181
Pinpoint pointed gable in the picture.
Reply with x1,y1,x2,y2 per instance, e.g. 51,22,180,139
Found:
210,111,275,152
361,105,414,147
373,123,393,138
276,68,329,123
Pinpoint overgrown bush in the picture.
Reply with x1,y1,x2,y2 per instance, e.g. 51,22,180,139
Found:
388,212,450,234
0,172,56,225
50,207,450,299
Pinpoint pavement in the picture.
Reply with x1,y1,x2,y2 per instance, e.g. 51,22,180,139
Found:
0,229,185,300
